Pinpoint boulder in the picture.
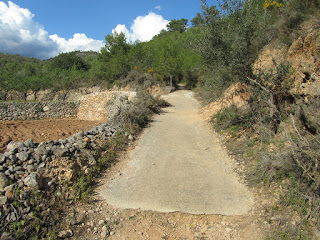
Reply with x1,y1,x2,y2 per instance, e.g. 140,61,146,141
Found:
24,172,43,189
35,145,49,156
53,147,69,158
6,141,25,152
16,151,29,162
24,139,36,148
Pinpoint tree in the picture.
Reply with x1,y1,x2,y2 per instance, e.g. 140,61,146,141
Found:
0,63,17,101
49,52,89,71
99,32,131,80
191,13,205,26
167,19,188,33
102,32,130,57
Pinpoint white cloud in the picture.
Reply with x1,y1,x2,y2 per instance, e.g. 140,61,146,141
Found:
112,24,130,38
112,12,169,43
0,2,169,59
0,1,58,59
49,33,104,53
0,1,104,59
155,6,161,11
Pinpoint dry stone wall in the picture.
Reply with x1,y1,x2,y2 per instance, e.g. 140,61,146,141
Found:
0,101,79,121
77,91,136,121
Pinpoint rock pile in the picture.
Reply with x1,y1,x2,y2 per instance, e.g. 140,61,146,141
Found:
0,121,124,239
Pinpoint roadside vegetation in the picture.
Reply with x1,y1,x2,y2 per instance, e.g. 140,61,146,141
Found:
1,0,320,238
196,0,320,238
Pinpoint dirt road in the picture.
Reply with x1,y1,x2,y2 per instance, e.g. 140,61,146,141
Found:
101,90,253,215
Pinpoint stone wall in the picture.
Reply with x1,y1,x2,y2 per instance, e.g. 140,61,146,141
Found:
77,91,136,121
0,101,79,121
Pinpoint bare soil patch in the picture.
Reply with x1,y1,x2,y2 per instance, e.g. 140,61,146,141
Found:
0,119,104,153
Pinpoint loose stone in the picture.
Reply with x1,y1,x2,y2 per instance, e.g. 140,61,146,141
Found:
0,172,9,190
24,172,42,189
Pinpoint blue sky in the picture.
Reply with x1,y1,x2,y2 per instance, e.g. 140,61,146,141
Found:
0,0,218,59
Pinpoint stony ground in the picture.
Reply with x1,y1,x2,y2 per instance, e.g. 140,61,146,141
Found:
0,119,103,153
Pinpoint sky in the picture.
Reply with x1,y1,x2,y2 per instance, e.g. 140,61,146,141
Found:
0,0,218,59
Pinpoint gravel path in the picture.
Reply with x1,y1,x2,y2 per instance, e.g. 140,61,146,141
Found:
101,90,254,215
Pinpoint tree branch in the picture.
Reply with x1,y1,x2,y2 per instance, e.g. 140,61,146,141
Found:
246,77,271,94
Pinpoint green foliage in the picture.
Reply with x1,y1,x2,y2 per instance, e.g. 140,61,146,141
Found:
72,129,132,202
191,13,205,26
167,18,188,33
213,104,250,131
200,2,320,238
98,32,131,80
48,52,89,71
5,189,59,239
72,172,93,201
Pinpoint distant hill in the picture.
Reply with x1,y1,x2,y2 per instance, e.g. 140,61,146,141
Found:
0,52,42,65
73,50,99,60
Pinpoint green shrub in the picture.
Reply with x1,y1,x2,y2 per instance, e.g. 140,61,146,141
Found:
108,90,169,128
213,104,251,131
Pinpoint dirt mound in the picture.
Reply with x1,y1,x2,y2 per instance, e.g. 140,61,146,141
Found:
0,119,103,153
200,83,250,121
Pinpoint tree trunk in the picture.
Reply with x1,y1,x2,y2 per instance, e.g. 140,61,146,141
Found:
34,91,38,101
4,91,8,101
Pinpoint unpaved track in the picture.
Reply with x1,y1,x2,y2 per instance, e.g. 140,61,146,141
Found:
101,90,253,215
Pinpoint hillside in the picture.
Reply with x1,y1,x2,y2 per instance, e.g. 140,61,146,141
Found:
0,0,320,239
205,14,320,239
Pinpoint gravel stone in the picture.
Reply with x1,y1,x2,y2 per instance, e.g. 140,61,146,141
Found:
0,153,5,163
0,196,8,205
24,139,36,148
53,147,68,158
58,229,73,238
35,146,49,156
16,152,29,162
0,172,9,190
98,220,105,225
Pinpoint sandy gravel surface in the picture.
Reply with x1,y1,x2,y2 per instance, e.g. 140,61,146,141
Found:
101,90,254,215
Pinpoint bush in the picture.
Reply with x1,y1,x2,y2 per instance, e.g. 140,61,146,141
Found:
213,104,250,131
107,90,169,128
198,66,234,103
